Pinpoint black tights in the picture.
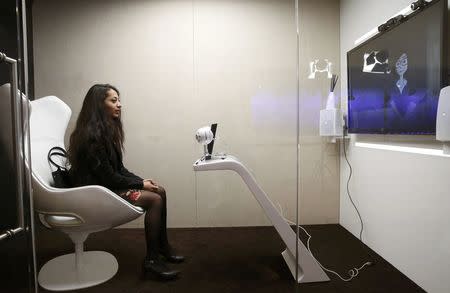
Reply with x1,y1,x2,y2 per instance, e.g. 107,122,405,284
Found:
134,187,169,259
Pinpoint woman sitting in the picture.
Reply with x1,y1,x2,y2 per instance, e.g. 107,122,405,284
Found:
68,84,184,280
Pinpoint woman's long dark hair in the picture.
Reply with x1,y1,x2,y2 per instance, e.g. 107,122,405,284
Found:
68,84,124,172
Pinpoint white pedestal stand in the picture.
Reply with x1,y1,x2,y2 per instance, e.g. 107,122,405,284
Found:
193,155,330,283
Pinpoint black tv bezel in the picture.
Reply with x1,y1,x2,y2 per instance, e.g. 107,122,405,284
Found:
346,0,449,135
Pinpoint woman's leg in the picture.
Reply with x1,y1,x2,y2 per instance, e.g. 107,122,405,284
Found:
155,186,169,250
128,189,179,280
153,186,184,263
132,186,184,264
133,190,164,259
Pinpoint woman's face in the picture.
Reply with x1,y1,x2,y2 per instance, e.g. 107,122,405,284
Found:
104,89,121,119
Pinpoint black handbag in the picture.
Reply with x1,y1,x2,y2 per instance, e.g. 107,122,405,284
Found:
47,146,71,188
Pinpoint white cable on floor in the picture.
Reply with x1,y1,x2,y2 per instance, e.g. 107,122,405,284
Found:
277,203,372,282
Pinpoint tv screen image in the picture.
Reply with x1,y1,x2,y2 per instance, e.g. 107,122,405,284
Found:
347,0,448,134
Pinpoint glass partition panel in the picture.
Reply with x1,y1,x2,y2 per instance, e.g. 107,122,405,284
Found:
193,0,298,227
297,0,340,225
193,0,299,290
296,0,341,290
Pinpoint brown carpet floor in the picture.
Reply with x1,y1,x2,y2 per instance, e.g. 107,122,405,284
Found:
36,224,425,293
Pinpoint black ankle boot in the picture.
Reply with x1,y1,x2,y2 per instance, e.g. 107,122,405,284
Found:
143,257,179,280
159,246,185,263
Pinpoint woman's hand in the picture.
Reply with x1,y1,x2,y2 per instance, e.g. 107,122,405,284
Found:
143,180,158,192
144,178,158,186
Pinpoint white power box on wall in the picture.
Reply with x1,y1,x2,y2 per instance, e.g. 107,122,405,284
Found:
436,85,450,154
319,76,345,138
320,108,344,137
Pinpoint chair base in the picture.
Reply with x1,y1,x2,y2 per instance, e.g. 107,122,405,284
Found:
38,251,118,291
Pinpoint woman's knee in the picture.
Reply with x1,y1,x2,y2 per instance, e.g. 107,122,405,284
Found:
135,190,162,209
156,186,166,200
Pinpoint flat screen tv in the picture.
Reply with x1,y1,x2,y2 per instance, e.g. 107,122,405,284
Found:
347,0,448,134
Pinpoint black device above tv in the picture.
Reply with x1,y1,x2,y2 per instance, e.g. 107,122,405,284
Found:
347,0,448,134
